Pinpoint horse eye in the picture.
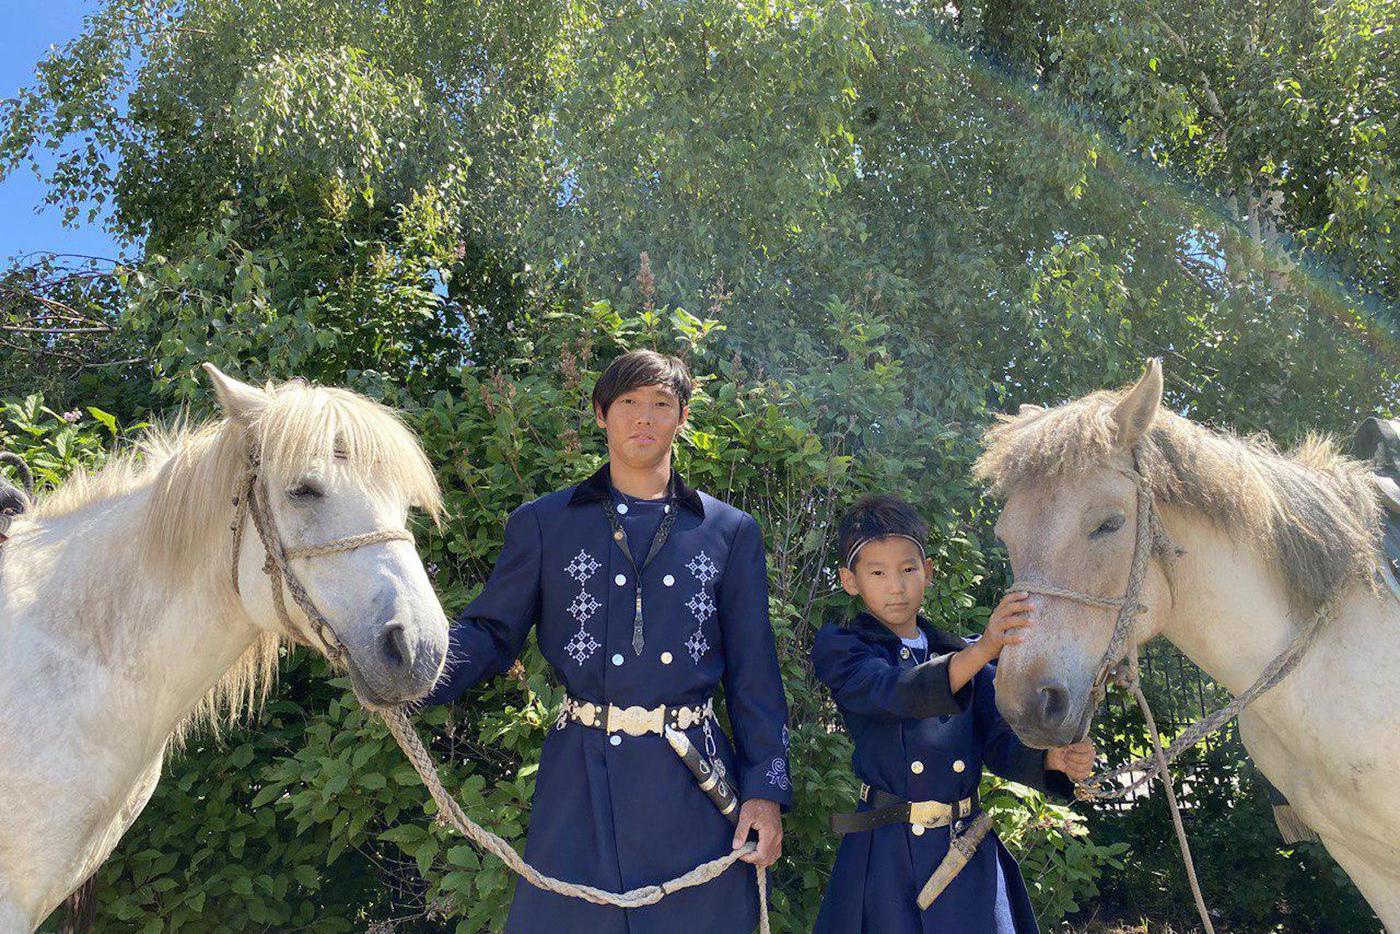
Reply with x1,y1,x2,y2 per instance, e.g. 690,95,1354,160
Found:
1091,514,1125,538
287,482,323,502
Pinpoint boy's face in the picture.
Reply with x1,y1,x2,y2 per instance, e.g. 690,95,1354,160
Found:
594,383,689,471
839,536,934,631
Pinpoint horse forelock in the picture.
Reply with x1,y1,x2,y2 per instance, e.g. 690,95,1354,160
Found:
976,387,1382,609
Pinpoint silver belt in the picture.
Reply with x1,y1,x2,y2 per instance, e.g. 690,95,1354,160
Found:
557,693,714,736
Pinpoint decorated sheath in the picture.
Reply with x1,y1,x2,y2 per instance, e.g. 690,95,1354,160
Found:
664,726,739,824
916,811,993,909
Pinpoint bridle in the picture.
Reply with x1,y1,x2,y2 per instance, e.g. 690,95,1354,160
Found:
1008,447,1165,709
1003,444,1341,934
229,439,414,665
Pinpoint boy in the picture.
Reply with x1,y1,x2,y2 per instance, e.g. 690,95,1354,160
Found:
811,494,1094,933
425,349,790,933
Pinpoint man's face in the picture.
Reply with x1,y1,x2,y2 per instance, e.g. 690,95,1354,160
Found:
595,384,689,469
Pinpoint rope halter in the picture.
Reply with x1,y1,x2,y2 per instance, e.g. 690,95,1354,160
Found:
230,442,414,664
1009,448,1160,702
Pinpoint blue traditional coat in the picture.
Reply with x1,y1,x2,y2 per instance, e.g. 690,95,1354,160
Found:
426,464,792,933
811,613,1074,934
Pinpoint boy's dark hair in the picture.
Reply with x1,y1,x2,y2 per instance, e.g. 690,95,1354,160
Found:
592,349,694,417
837,494,928,568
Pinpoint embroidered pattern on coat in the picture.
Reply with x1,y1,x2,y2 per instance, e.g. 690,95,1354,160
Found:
686,591,716,624
687,551,719,586
685,628,710,664
566,550,601,584
766,757,791,790
564,548,601,665
684,551,717,663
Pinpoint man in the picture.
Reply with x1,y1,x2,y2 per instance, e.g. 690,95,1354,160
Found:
426,349,791,932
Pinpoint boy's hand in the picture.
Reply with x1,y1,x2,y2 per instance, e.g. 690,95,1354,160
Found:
978,591,1034,660
1046,741,1096,781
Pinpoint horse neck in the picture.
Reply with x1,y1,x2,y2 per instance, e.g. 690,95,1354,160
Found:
22,481,262,750
1152,506,1308,696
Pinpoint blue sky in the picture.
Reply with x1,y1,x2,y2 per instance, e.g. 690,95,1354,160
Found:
0,0,125,265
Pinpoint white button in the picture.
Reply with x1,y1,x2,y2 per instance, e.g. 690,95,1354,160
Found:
617,503,629,514
952,760,966,773
663,574,675,587
610,735,622,746
612,653,624,666
911,824,925,836
910,761,924,774
899,647,910,659
661,652,673,664
615,574,627,586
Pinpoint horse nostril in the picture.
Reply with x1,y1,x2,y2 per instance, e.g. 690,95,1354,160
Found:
380,622,413,670
1037,682,1069,723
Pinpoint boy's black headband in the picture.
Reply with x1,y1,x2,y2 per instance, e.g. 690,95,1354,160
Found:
845,534,927,570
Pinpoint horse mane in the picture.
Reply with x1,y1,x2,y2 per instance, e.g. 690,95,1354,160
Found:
28,378,443,741
975,387,1381,609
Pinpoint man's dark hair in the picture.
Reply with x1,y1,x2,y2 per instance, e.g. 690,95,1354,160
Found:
837,494,928,568
592,349,694,417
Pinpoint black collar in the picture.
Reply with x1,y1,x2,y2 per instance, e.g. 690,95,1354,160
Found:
568,462,705,517
847,611,968,654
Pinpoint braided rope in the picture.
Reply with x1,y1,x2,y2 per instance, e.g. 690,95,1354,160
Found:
1077,595,1335,800
1012,581,1130,611
382,709,770,929
1126,655,1215,934
286,529,413,559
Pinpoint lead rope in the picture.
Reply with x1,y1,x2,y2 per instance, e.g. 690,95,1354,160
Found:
381,708,769,930
233,445,771,931
1122,651,1215,934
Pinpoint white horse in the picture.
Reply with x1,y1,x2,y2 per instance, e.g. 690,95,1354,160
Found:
0,365,449,933
978,360,1400,929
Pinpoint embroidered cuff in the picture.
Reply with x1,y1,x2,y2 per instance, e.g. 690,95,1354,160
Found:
740,756,794,811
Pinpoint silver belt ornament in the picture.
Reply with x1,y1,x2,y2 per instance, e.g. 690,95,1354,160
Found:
556,693,713,736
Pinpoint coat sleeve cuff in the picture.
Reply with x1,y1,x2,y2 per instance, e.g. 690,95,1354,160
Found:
739,759,794,812
420,621,488,706
1004,745,1076,801
896,653,973,719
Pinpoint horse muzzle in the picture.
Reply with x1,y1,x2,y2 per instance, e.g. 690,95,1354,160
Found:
996,676,1097,749
343,615,449,709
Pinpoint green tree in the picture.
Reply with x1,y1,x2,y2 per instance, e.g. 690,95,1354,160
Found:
3,0,1396,929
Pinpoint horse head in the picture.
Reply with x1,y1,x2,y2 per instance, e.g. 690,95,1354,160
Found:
204,364,449,709
976,361,1177,748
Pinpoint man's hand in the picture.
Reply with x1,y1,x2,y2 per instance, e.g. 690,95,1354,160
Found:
732,798,783,868
1046,741,1096,782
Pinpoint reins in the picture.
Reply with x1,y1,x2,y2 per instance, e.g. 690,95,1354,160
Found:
231,440,770,932
1011,446,1347,934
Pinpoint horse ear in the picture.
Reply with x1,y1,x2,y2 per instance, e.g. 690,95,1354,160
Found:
1111,358,1163,448
202,362,267,425
1018,404,1044,416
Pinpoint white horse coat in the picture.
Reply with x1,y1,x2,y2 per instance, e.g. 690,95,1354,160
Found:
0,366,448,932
982,361,1400,930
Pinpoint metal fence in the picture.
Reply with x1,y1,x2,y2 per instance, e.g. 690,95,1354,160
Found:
1089,641,1244,812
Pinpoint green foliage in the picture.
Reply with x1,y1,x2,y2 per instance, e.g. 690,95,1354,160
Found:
0,394,119,492
984,777,1128,923
2,0,1396,930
